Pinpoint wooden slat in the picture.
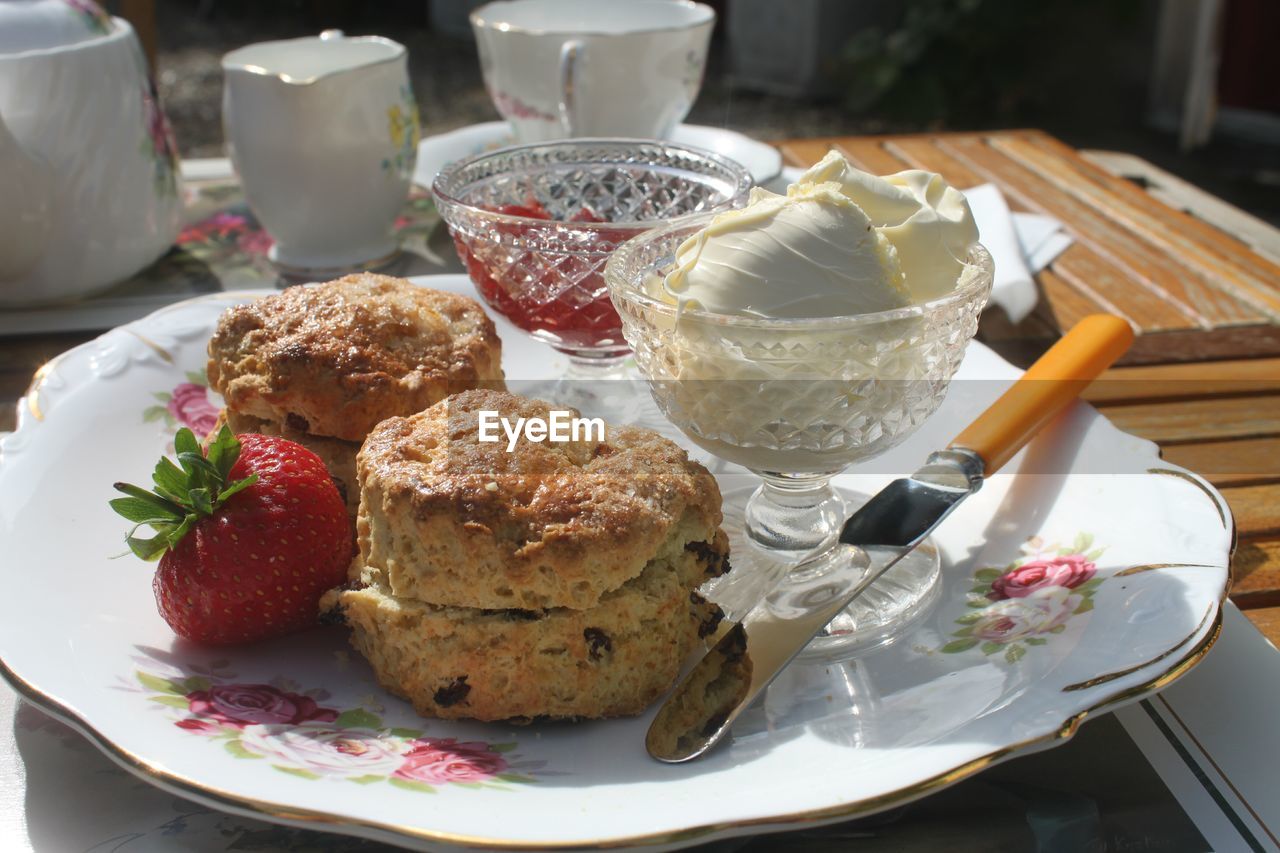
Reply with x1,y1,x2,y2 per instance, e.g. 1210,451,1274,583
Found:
1225,484,1280,540
781,133,1195,336
1032,268,1106,331
1083,150,1280,263
1100,395,1280,444
776,139,840,169
1026,133,1280,308
1233,540,1280,608
1086,358,1280,404
935,137,1202,332
939,135,1258,329
1161,438,1280,488
995,136,1279,322
884,136,987,187
834,138,913,175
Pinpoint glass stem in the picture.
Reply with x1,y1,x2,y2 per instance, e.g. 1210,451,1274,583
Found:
564,353,630,382
743,470,847,560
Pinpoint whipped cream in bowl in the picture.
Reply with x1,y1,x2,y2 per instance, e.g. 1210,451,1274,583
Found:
605,152,993,654
608,152,992,476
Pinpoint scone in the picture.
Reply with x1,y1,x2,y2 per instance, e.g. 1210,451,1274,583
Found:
358,389,724,610
321,389,731,721
206,274,505,515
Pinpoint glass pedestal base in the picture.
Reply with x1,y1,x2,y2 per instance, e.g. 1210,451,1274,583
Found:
706,484,943,662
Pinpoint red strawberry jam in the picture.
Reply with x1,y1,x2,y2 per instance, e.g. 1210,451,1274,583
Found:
451,199,635,356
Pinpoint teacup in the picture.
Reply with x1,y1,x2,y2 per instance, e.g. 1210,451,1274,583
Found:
222,31,419,275
470,0,714,142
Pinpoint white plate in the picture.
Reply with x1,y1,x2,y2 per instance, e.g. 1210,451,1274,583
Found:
0,275,1231,851
414,122,785,188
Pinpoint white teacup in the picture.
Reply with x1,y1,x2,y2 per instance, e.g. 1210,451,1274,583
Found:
222,31,419,274
471,0,714,142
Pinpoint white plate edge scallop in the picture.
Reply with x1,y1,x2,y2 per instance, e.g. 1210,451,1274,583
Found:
0,281,1233,851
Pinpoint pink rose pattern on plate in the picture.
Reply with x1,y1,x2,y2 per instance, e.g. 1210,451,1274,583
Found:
939,533,1105,663
144,369,219,438
132,662,542,791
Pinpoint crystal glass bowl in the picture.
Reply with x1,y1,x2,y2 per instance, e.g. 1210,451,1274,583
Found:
606,215,993,656
432,140,753,372
607,217,994,478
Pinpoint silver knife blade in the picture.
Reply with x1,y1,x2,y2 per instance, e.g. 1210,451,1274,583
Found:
646,449,985,763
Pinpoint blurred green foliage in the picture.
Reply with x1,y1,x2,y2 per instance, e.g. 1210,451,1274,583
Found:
838,0,1146,125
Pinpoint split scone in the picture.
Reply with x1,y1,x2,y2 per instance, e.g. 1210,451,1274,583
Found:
206,274,504,515
321,389,731,721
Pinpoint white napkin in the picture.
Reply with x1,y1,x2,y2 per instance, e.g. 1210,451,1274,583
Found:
962,183,1072,324
765,169,1072,324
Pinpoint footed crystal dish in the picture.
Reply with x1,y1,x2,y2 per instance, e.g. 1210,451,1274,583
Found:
432,139,752,384
606,216,993,656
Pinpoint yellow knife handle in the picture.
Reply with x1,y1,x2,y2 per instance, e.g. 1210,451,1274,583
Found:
950,314,1134,476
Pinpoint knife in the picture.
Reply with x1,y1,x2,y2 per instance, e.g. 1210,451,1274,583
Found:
647,314,1135,763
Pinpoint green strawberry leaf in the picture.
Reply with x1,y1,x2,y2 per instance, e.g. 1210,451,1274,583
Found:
109,496,177,525
113,483,184,518
126,526,182,561
152,457,189,503
110,425,258,561
205,424,242,480
178,452,221,485
173,428,201,459
216,473,258,504
188,487,213,516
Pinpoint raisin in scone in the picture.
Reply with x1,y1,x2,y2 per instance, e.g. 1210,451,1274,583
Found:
206,274,505,516
320,389,731,721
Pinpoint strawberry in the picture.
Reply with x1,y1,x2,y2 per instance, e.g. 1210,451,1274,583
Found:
110,425,350,645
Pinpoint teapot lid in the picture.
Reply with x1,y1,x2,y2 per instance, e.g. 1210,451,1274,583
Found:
0,0,116,54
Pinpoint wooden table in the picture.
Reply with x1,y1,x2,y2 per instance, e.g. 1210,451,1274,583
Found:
777,130,1280,647
0,129,1277,646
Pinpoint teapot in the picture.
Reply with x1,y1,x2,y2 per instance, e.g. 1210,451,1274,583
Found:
0,0,183,306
